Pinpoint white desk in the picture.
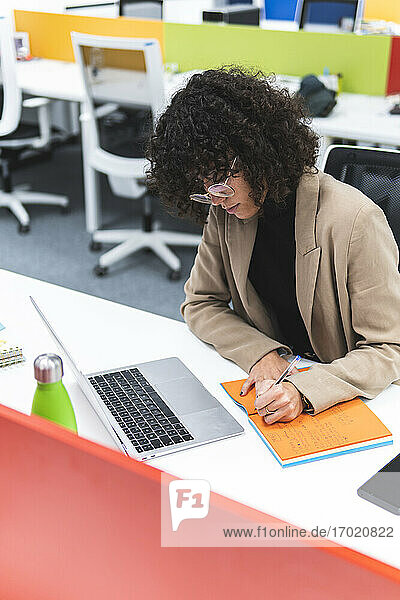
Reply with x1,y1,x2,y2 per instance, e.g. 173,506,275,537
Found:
273,74,400,151
313,93,400,150
19,59,400,141
17,58,193,104
1,267,399,570
261,19,300,31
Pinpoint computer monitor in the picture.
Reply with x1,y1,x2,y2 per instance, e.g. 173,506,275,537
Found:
296,0,364,32
119,0,163,19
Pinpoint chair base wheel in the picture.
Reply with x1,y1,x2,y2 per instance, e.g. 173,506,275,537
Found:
90,240,103,252
94,265,108,277
61,204,71,214
18,224,30,234
168,268,181,281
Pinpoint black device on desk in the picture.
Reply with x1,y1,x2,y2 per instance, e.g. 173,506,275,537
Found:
389,104,400,115
203,5,260,26
357,452,400,515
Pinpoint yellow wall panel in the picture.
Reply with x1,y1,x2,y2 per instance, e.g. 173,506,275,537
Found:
14,10,164,62
364,0,400,22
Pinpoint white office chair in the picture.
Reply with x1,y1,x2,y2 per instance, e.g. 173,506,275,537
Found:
71,31,200,279
0,16,69,233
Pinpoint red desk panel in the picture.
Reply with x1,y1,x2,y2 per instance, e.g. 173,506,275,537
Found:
0,404,399,600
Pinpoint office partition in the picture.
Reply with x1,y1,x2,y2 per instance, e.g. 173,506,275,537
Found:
164,21,390,95
13,10,165,61
13,10,400,96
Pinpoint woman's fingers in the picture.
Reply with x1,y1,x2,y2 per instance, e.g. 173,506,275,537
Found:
257,382,304,424
263,406,294,425
256,395,288,417
240,373,255,396
254,380,281,410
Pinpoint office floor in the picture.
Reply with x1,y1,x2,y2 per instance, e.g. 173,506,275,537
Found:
0,142,201,321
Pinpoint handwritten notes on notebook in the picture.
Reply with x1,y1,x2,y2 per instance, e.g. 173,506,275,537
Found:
221,378,392,467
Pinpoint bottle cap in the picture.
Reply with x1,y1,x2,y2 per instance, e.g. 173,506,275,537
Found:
34,353,64,384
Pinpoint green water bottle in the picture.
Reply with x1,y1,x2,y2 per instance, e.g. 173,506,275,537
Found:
31,353,77,433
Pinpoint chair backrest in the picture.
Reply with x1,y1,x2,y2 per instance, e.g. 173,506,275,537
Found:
71,31,165,177
323,145,400,251
0,15,21,137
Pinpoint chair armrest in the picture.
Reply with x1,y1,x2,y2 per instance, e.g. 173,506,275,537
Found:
22,97,52,149
22,97,51,109
79,103,119,122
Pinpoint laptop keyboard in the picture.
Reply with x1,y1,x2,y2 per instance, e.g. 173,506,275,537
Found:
88,368,194,454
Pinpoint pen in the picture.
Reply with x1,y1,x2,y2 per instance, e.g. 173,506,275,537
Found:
256,355,301,411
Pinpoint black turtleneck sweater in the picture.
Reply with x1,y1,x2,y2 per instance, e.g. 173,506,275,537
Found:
248,193,316,359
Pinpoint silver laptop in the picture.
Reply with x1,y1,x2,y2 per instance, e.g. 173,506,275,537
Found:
30,297,243,461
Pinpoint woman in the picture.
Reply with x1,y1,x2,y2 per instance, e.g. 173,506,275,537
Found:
146,67,400,423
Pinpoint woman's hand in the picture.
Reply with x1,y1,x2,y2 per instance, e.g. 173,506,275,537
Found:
240,351,302,424
254,380,303,424
240,350,299,395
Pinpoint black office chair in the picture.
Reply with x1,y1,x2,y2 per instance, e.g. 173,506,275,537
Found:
323,145,400,251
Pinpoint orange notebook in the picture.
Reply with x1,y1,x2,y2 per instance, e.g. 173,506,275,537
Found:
221,375,392,467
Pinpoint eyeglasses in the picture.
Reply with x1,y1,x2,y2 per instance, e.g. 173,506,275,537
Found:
190,156,238,204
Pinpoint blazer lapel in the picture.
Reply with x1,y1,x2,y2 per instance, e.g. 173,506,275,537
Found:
227,211,258,308
295,172,322,340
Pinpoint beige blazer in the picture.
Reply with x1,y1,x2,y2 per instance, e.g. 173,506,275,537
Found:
181,171,400,414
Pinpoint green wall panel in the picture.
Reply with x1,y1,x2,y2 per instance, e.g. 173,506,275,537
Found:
164,23,390,96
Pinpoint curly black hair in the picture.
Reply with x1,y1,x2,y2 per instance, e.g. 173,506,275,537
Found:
145,66,319,224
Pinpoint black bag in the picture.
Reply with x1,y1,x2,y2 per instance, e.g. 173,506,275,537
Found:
297,74,337,118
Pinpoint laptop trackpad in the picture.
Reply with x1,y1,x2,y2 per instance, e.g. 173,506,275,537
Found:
155,378,219,416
